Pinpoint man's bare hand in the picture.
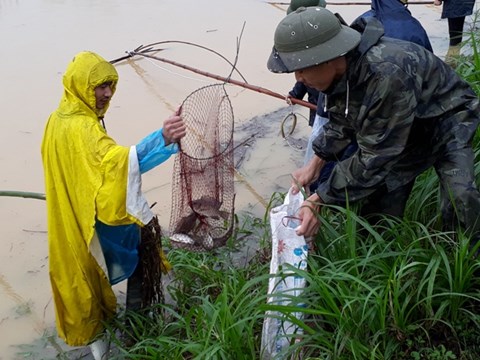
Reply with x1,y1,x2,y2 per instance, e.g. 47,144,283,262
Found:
162,106,186,146
295,193,321,237
291,156,325,194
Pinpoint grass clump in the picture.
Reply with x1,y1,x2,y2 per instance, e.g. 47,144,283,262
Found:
104,198,480,359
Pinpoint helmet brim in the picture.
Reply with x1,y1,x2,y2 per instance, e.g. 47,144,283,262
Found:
267,24,361,73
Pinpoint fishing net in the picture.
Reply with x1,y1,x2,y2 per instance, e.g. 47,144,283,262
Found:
169,83,235,252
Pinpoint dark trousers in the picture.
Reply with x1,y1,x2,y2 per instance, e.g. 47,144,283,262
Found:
448,17,466,46
359,181,415,220
125,261,143,312
313,144,480,243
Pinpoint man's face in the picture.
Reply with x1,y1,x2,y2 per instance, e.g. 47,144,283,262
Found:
95,82,114,110
294,62,336,92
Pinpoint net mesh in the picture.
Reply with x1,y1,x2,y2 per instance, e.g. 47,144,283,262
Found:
169,83,235,252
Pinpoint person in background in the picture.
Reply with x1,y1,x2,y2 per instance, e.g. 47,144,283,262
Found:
433,0,475,66
356,0,433,53
285,0,327,124
267,7,480,243
41,51,186,359
285,0,329,170
287,81,322,129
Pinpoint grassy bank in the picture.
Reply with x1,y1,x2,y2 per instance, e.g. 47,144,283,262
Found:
104,28,480,360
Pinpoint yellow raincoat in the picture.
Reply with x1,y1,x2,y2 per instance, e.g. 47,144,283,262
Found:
41,52,154,346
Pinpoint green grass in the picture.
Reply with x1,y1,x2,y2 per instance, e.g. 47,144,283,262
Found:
456,12,480,95
105,202,480,359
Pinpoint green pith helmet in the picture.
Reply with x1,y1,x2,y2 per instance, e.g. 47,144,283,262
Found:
267,7,361,73
287,0,327,14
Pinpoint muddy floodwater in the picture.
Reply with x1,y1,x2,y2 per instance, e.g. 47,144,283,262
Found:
0,0,458,358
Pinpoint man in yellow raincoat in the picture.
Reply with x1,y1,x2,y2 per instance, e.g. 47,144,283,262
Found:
41,51,186,359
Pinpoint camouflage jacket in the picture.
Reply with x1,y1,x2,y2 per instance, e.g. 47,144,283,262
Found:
313,18,479,205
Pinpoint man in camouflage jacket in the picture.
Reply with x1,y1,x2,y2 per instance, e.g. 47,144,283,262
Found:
267,6,480,241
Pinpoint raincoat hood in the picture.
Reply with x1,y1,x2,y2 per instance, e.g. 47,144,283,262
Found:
351,16,385,57
351,0,433,52
60,51,118,119
371,0,406,13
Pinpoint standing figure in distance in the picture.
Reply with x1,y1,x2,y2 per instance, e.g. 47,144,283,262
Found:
434,0,476,66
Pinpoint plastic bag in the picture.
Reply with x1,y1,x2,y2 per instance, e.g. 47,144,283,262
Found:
261,188,308,360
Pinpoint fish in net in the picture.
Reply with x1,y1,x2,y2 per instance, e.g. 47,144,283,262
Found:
169,83,235,252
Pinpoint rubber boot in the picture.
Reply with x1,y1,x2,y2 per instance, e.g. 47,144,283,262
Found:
445,45,461,68
89,338,110,360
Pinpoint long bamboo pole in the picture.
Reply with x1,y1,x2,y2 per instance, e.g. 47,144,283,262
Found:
267,1,433,5
124,51,317,111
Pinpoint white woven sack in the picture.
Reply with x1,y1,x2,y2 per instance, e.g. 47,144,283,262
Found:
261,188,308,360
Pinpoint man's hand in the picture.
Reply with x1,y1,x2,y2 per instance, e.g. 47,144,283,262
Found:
286,95,293,106
162,106,186,146
291,156,325,194
296,192,321,237
433,0,442,5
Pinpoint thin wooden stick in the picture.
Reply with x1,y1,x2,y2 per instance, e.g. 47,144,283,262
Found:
0,191,46,200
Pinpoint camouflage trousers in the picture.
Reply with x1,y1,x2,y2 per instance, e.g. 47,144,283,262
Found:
436,146,480,240
360,146,480,243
